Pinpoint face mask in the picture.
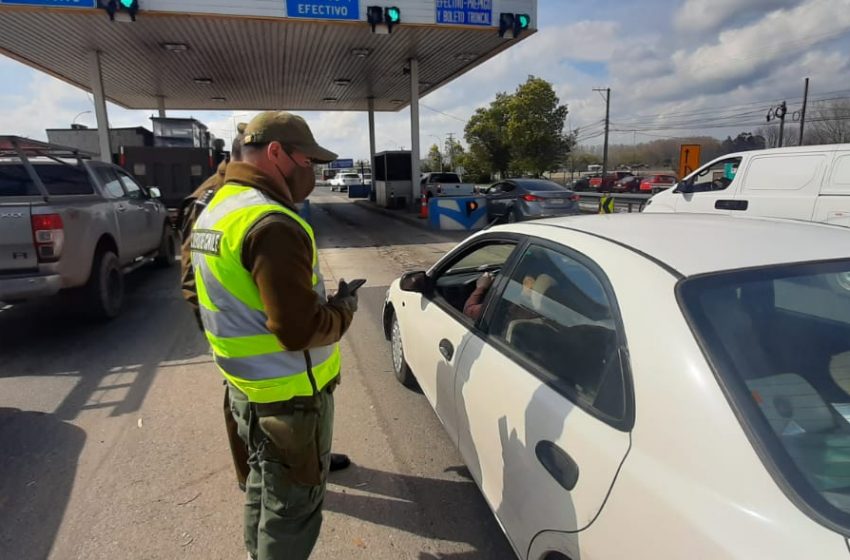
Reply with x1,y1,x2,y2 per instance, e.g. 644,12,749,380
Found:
287,163,315,202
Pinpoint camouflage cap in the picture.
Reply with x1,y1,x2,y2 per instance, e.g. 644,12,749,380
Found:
242,111,338,163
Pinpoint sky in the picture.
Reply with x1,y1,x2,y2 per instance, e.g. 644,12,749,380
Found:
1,0,849,161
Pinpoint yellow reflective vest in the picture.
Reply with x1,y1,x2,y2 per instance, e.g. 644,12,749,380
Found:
191,184,340,403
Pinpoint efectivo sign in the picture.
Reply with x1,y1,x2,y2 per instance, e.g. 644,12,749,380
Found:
0,0,95,6
286,0,360,20
436,0,493,26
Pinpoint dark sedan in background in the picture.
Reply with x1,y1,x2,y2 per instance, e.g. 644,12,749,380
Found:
484,178,580,223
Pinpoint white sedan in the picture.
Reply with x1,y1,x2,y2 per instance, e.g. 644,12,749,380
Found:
329,172,362,191
383,213,850,560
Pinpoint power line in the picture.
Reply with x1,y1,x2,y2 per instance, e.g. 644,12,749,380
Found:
419,103,467,123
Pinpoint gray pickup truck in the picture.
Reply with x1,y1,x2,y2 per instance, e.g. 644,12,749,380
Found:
0,136,177,319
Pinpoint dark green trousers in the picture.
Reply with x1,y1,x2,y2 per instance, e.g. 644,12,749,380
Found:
228,385,334,560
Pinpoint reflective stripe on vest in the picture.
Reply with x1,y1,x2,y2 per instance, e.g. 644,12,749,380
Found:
191,184,339,403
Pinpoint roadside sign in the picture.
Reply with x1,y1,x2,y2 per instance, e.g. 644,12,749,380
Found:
329,158,354,169
678,144,701,179
436,0,493,26
0,0,94,6
286,0,359,20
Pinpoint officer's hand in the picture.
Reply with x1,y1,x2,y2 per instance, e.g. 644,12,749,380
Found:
476,272,494,290
331,279,359,314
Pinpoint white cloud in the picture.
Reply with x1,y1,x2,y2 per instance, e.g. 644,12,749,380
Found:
674,0,802,32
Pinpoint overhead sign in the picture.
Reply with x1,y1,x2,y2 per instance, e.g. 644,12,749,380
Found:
0,0,94,6
286,0,359,20
436,0,493,26
329,158,354,169
678,144,701,179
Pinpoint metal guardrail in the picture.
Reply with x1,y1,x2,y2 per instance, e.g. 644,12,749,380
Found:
574,191,652,213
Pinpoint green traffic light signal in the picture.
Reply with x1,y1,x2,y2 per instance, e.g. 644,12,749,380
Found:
518,14,530,29
386,7,400,23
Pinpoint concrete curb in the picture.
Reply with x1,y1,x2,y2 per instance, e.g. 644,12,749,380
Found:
353,200,431,229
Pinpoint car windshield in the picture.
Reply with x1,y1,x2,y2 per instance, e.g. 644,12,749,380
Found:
343,173,359,178
679,260,850,531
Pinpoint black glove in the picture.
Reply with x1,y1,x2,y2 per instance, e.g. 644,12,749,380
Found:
330,279,359,313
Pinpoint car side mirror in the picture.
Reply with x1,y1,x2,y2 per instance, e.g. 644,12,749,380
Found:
400,271,430,294
148,187,162,199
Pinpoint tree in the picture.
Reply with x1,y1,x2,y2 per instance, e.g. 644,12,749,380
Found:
806,99,850,145
720,132,765,154
464,92,513,177
426,144,443,172
504,76,570,176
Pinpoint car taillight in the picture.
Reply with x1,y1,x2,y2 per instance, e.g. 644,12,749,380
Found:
31,213,64,262
437,185,443,194
522,194,540,202
569,194,580,202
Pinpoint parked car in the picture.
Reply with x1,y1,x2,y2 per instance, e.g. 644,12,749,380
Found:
484,179,580,223
0,136,176,319
645,143,850,225
571,175,593,192
589,171,633,192
361,173,372,186
329,172,361,191
383,213,850,560
420,172,475,198
639,174,678,194
612,175,643,193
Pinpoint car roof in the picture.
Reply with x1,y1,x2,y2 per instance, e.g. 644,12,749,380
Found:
512,214,850,277
506,178,563,188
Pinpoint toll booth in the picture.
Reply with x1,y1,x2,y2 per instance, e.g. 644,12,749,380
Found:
374,151,413,209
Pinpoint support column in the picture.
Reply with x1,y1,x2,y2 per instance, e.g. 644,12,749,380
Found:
88,50,112,163
409,58,420,210
157,95,167,118
368,97,376,197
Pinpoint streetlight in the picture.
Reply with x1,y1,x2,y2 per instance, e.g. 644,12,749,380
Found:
72,110,92,127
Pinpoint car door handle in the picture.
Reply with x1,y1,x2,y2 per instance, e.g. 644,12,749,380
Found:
715,199,748,211
439,339,454,361
535,440,579,491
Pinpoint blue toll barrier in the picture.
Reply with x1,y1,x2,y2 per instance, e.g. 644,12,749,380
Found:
297,199,311,223
427,196,489,230
347,184,371,199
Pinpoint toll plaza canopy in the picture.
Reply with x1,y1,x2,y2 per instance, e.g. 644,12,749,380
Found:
0,0,537,112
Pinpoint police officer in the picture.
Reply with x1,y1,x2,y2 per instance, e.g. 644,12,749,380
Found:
188,112,357,560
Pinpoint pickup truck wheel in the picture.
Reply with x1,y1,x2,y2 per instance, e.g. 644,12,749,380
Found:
391,313,418,389
154,227,178,268
85,250,124,320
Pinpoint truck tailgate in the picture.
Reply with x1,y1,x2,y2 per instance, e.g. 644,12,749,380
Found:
0,204,36,272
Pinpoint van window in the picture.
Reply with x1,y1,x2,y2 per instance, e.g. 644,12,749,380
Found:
743,155,825,192
689,157,742,193
829,154,850,191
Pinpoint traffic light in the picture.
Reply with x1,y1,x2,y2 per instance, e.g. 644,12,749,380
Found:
98,0,139,21
498,12,531,39
366,5,401,34
385,7,400,32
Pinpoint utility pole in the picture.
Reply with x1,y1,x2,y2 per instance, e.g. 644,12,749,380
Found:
767,101,788,147
799,77,810,146
593,88,611,188
445,132,456,172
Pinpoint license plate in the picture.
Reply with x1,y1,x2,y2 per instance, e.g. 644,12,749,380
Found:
548,198,566,205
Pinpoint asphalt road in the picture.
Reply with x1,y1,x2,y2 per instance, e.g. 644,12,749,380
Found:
0,188,516,560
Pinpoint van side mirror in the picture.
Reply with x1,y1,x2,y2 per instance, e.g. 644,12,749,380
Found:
674,181,693,194
400,271,430,293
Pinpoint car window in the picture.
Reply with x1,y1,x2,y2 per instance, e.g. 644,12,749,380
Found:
830,154,850,190
0,164,40,196
27,164,93,196
117,171,145,200
486,184,503,194
688,157,742,193
680,261,850,532
94,166,125,199
434,242,517,320
486,244,626,420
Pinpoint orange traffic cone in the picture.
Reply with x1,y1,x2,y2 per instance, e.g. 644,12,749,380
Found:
419,193,429,219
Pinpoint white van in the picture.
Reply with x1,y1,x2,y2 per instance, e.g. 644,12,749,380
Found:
644,144,850,226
